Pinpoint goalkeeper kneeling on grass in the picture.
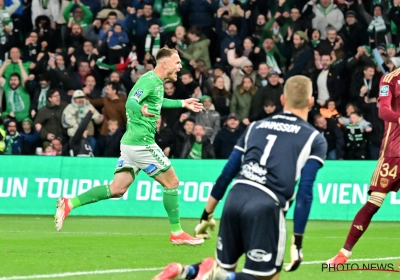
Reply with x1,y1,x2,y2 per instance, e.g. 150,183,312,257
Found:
154,75,326,280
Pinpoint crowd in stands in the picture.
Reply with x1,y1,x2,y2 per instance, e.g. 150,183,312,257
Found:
0,0,397,160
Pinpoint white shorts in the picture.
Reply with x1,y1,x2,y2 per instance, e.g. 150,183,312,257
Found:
115,144,172,178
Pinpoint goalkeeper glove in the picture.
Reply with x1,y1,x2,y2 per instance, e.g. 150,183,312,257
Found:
194,209,216,239
284,234,303,272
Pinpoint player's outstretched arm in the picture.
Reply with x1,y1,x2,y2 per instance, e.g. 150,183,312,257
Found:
194,148,243,239
285,158,323,272
161,98,202,112
183,98,203,112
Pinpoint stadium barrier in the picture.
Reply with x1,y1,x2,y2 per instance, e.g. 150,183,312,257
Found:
1,156,400,221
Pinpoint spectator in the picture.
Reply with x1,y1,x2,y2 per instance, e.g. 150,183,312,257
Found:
31,0,59,27
4,119,22,155
161,81,182,129
158,0,182,34
248,99,278,122
320,100,340,121
136,22,166,64
103,20,129,64
254,62,270,89
276,1,312,35
24,32,41,62
232,58,256,90
173,115,194,158
97,119,123,157
101,71,127,97
180,0,218,30
0,0,17,59
192,59,212,97
62,90,103,152
177,26,211,70
249,13,266,46
67,109,94,157
212,64,231,92
32,15,55,52
66,23,85,55
303,0,344,39
211,76,231,119
63,0,93,31
315,54,344,107
213,112,243,159
227,37,256,74
0,60,30,122
125,4,162,36
278,30,315,80
34,89,67,143
4,48,33,80
358,1,390,47
254,38,282,75
350,65,379,103
180,72,200,99
317,26,338,55
90,81,126,150
97,0,125,20
83,75,102,99
155,115,175,158
339,10,368,58
77,41,98,66
179,123,215,159
340,111,372,160
231,76,256,125
19,118,40,155
250,70,283,116
216,7,248,65
166,25,189,70
190,95,220,143
50,137,63,156
29,72,52,118
314,113,344,160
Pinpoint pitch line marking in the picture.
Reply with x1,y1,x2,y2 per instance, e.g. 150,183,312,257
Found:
1,256,400,279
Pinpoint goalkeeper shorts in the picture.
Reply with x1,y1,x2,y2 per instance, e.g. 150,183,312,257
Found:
216,183,286,277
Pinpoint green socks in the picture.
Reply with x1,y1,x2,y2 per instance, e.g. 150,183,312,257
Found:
163,188,182,233
69,185,182,233
70,185,112,209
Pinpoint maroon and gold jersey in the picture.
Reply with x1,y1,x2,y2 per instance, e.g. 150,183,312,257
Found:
378,69,400,158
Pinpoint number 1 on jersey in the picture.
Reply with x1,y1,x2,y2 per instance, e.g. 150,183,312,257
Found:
260,134,278,166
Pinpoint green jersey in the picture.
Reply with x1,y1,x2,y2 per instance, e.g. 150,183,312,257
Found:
122,70,183,146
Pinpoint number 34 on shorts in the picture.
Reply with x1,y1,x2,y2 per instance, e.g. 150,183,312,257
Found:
370,158,400,193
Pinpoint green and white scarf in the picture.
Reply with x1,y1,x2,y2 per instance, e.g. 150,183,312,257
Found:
38,87,49,110
266,52,281,74
4,131,20,155
368,16,386,33
9,87,25,113
145,33,160,58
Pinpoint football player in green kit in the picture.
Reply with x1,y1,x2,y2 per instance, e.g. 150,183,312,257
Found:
55,48,204,245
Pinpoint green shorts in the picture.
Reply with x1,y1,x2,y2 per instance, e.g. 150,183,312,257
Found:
115,144,172,178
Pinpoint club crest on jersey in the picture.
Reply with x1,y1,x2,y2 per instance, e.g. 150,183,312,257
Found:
132,89,144,100
380,85,389,96
116,159,124,168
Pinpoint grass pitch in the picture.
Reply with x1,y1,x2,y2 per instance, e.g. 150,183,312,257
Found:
1,216,399,280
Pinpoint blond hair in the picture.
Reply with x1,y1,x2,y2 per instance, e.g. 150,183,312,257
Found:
156,47,178,62
283,76,312,109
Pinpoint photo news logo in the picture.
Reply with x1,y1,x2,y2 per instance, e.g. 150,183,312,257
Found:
322,262,400,273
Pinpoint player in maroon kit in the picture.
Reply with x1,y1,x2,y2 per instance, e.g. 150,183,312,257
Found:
327,68,400,266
